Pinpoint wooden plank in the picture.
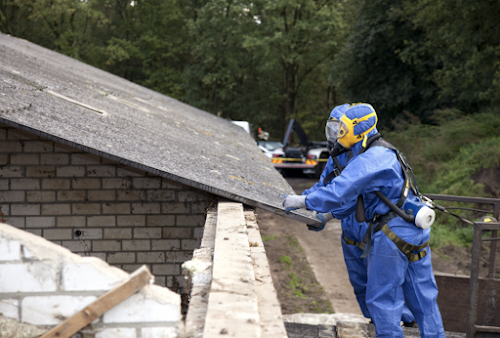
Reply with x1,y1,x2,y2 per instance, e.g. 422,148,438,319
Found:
40,265,153,338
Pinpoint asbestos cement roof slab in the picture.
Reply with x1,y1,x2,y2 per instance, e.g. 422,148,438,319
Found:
0,33,319,225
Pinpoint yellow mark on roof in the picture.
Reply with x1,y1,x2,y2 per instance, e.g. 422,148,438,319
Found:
229,175,254,185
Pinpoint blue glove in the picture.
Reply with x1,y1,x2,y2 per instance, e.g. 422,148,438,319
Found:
307,212,334,231
282,194,307,214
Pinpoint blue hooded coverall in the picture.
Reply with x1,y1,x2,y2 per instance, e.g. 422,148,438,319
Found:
303,105,415,324
304,108,445,338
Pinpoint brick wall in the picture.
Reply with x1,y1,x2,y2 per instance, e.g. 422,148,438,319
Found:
0,123,216,291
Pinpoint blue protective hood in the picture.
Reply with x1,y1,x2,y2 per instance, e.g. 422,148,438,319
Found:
330,103,350,120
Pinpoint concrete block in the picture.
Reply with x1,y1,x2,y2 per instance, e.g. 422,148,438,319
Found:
41,153,70,165
117,215,145,226
57,166,85,177
103,285,180,323
0,154,7,165
72,203,101,215
3,217,25,228
147,190,175,202
151,240,180,251
43,228,73,240
0,141,22,152
162,179,184,190
103,203,131,214
61,240,89,252
26,216,56,228
57,216,85,227
181,239,201,251
176,215,205,226
42,178,70,190
116,167,146,177
122,240,150,251
117,190,145,201
27,191,56,202
0,179,8,190
57,190,86,201
87,165,116,177
104,228,132,239
146,215,175,227
62,258,127,291
0,238,21,261
108,252,136,264
178,190,207,203
133,177,161,189
133,228,161,239
103,178,131,189
22,295,97,325
72,178,101,189
0,299,19,320
142,327,177,338
10,153,39,165
96,328,137,338
88,216,116,227
71,153,101,165
0,263,57,292
77,228,103,239
42,204,71,215
162,203,189,214
137,252,165,263
131,203,160,214
0,191,25,202
165,251,192,263
23,141,53,153
11,204,40,215
26,166,56,177
0,166,24,177
88,190,116,201
92,240,121,251
163,228,192,239
152,264,180,275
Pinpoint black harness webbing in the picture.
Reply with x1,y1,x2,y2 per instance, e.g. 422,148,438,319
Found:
323,150,353,184
374,223,430,263
342,227,371,252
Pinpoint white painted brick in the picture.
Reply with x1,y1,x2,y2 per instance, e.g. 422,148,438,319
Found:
57,166,85,177
0,141,22,152
0,154,7,165
162,203,189,214
92,240,121,251
0,191,25,202
103,178,131,189
176,215,205,226
88,216,116,227
96,328,137,338
146,215,175,227
53,142,79,152
162,179,184,190
57,191,86,201
41,153,70,165
4,217,25,228
116,167,146,177
104,228,132,239
103,203,131,214
89,252,107,260
137,252,165,263
44,228,73,240
26,216,56,228
146,190,175,202
0,263,57,292
26,166,56,177
133,228,161,239
181,239,200,251
7,129,35,140
0,128,6,140
131,203,160,214
42,178,70,189
62,259,127,291
22,295,96,325
163,228,192,239
133,177,161,189
165,251,192,263
78,228,103,239
122,264,145,273
142,327,177,338
0,299,19,320
0,238,21,261
87,165,116,177
103,286,180,323
152,264,180,275
0,166,24,177
42,204,71,215
57,216,85,227
71,153,101,165
108,252,135,264
0,179,8,190
117,190,145,201
122,240,150,251
27,191,56,202
88,190,116,201
0,204,9,215
25,229,42,236
23,141,53,152
193,227,204,238
151,240,180,251
10,154,39,165
61,240,89,252
73,203,101,214
117,215,145,226
11,204,40,215
72,178,101,189
178,190,207,202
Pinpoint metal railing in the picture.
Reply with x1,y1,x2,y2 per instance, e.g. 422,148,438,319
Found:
425,194,500,337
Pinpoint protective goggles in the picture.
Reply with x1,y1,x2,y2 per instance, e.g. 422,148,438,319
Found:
325,118,340,140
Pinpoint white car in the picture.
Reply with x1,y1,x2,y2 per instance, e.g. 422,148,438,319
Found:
258,141,284,159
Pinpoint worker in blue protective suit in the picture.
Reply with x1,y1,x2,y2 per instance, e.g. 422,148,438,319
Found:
302,104,416,325
283,103,445,338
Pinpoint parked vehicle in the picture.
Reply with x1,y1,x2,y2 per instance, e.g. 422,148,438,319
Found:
258,141,284,159
272,119,330,178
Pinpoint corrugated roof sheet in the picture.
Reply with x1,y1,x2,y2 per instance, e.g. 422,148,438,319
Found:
0,33,319,225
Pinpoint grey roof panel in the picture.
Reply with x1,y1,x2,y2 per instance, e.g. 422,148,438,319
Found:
0,33,320,225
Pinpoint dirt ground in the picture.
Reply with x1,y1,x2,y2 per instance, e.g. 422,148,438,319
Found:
256,177,500,316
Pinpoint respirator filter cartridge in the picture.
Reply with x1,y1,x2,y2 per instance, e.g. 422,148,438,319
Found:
404,200,436,229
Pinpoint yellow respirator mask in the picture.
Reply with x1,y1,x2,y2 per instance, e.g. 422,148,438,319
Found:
338,112,378,149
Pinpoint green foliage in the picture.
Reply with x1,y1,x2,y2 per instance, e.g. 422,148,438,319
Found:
279,255,293,269
261,235,278,241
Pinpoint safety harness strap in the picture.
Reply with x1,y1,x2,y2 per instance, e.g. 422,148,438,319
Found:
342,232,359,247
375,223,430,263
